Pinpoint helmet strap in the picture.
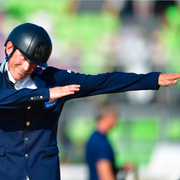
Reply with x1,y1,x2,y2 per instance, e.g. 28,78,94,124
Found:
5,46,17,61
3,46,17,86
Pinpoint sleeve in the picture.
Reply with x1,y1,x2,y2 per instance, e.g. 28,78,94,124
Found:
0,88,49,107
94,139,113,163
53,68,160,99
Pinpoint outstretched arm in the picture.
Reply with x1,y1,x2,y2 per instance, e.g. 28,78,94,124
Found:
158,73,180,87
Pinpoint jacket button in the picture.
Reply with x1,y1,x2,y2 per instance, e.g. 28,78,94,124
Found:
27,106,31,109
26,121,30,126
25,154,28,158
25,138,29,141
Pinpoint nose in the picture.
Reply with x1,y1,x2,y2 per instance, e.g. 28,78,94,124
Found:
22,60,30,71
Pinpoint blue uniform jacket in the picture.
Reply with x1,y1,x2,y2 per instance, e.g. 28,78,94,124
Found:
0,62,160,180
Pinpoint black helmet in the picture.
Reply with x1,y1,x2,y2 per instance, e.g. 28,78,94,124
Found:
5,23,52,68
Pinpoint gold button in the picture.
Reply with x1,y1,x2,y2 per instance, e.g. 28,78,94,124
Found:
31,97,33,100
26,121,30,126
27,106,31,109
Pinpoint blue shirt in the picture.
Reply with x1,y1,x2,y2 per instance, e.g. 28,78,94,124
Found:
86,131,116,180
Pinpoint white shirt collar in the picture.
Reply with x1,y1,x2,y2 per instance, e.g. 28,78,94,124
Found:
6,62,17,84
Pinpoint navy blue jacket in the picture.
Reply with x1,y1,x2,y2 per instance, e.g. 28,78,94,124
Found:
0,62,160,180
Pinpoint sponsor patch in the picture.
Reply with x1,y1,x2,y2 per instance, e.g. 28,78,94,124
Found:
44,99,58,109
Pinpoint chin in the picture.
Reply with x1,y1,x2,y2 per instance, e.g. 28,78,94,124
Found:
14,76,23,81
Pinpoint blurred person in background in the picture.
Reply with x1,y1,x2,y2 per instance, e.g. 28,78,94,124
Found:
154,0,177,16
0,22,180,180
85,103,134,180
120,0,177,18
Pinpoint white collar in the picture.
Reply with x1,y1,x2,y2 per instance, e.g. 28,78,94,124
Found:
6,62,17,84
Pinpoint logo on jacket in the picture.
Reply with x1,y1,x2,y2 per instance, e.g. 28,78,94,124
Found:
44,99,58,109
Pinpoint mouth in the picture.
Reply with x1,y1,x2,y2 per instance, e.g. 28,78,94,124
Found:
16,67,25,74
16,67,27,77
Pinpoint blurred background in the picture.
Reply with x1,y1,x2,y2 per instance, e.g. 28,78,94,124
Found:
1,0,180,180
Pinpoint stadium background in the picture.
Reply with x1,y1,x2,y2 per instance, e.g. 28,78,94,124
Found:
0,1,180,180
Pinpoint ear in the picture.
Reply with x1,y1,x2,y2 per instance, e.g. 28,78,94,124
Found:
6,41,14,56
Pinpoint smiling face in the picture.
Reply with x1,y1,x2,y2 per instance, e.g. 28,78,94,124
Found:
6,41,37,81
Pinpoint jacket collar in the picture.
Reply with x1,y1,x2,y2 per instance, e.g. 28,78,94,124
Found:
31,69,46,88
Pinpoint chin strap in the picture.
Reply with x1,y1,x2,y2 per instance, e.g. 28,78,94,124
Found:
5,46,17,61
3,47,17,86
